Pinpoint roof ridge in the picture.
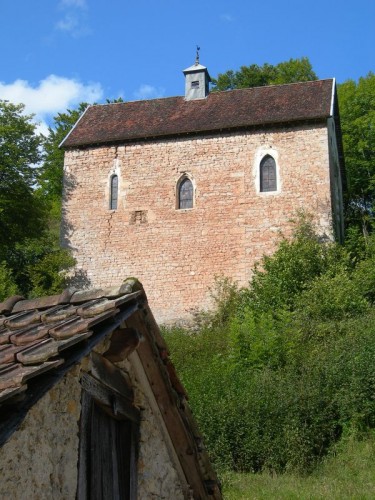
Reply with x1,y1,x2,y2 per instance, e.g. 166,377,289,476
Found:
85,78,335,109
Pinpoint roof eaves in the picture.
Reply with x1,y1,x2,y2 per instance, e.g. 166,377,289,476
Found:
0,298,141,447
62,116,329,150
59,104,91,149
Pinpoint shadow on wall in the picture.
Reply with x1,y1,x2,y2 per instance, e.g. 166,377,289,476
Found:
67,269,91,290
60,168,92,291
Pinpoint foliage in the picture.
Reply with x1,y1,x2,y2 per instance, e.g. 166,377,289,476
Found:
38,103,88,203
242,215,349,314
211,57,317,91
0,100,46,259
27,247,75,297
338,73,375,233
4,228,75,298
296,271,369,325
163,220,375,476
39,97,122,204
0,262,19,300
223,433,375,500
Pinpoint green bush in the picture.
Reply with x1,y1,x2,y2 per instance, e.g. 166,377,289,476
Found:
242,215,350,314
296,271,369,325
164,218,375,475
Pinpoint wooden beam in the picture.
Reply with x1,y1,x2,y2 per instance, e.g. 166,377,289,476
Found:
126,307,222,499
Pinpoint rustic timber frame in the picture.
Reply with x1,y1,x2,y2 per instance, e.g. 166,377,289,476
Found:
78,371,140,499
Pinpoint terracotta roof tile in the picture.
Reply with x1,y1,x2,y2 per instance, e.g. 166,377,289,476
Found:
5,310,42,330
16,333,92,365
0,385,26,404
0,283,143,404
61,79,335,148
0,296,24,315
11,289,74,313
0,340,42,364
0,360,64,391
9,325,50,345
0,329,11,345
40,305,77,323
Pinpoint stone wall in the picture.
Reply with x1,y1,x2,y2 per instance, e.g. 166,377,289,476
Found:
63,123,339,323
0,368,81,500
0,344,185,499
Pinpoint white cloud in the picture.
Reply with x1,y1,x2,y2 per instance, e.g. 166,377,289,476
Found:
0,75,103,134
56,0,90,37
220,13,234,22
56,14,80,32
133,84,165,100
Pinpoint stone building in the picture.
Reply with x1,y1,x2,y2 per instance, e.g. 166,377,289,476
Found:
0,279,221,499
61,61,345,324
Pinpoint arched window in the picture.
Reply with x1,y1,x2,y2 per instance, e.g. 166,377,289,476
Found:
110,174,118,210
178,177,194,209
260,155,277,192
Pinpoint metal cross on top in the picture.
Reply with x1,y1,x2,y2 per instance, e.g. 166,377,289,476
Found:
195,45,200,65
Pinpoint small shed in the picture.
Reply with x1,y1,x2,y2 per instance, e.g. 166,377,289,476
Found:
0,278,221,499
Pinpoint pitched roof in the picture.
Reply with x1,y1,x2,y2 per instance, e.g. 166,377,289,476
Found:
0,279,221,498
61,79,335,148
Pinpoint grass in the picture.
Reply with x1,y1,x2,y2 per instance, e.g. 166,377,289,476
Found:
222,433,375,499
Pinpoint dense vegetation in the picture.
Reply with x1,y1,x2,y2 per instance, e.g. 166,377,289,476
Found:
211,57,318,91
223,433,375,498
163,216,375,475
0,101,75,300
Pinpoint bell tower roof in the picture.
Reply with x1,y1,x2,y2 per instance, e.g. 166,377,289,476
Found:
183,47,211,100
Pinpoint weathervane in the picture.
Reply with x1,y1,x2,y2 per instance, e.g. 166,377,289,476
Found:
195,45,200,65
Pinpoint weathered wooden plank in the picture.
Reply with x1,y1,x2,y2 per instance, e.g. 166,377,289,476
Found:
91,351,134,401
79,376,139,500
125,308,216,499
81,373,140,424
103,327,141,363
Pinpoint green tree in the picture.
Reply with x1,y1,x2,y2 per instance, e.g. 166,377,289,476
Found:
38,103,88,204
0,261,19,300
0,100,45,260
212,57,317,91
39,98,123,205
338,73,375,234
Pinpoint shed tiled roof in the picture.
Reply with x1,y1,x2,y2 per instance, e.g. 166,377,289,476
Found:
61,79,335,148
0,282,142,402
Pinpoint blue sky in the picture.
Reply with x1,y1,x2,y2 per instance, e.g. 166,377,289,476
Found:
1,0,374,133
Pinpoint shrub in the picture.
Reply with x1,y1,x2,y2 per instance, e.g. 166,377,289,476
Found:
296,271,369,325
164,218,375,475
243,215,349,314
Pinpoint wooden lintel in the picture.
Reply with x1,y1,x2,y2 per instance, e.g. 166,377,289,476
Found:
80,373,140,424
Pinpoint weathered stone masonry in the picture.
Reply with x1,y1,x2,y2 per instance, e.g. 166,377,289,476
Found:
63,122,341,323
0,347,185,499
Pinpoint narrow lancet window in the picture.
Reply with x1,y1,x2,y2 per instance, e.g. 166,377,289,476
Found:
260,155,277,192
110,174,118,210
178,177,193,209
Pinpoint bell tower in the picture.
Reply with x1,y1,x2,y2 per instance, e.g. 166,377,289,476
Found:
183,47,211,100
